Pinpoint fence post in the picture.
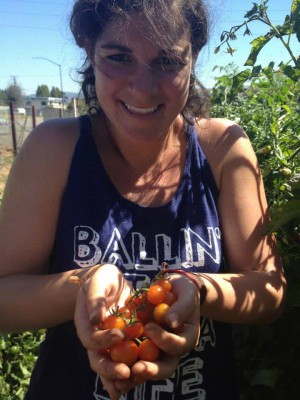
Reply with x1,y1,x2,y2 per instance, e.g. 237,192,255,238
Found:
9,102,18,156
32,105,36,128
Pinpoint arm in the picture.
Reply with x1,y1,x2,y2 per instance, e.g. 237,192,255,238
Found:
0,119,81,332
196,118,286,324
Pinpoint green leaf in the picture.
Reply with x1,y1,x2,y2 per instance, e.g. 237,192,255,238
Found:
245,34,274,66
283,65,300,81
291,0,300,41
262,65,274,81
229,69,252,99
269,200,300,231
291,0,300,22
244,3,259,19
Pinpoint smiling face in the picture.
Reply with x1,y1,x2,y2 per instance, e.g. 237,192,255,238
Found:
90,13,193,142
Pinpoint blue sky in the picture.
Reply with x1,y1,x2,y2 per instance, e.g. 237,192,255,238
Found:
0,0,298,96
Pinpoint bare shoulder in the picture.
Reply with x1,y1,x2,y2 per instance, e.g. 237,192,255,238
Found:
21,117,80,161
195,117,257,187
0,118,81,275
12,117,81,188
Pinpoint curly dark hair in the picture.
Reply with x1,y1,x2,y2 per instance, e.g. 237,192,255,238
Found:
70,0,210,121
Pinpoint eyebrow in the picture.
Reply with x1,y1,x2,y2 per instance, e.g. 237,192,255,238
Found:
99,43,132,53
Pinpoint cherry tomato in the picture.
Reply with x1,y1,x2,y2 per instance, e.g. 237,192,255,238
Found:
136,307,153,324
138,338,160,362
118,306,132,320
124,320,144,339
110,339,139,366
153,303,170,324
147,285,166,305
98,348,111,358
125,291,147,312
101,315,125,331
156,278,173,292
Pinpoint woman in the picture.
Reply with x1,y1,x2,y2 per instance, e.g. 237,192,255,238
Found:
0,0,286,399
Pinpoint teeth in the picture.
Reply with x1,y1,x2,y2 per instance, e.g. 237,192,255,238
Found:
124,103,158,114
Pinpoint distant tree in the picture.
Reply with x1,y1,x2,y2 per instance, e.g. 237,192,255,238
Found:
6,84,23,105
50,86,62,98
36,84,50,97
0,89,8,105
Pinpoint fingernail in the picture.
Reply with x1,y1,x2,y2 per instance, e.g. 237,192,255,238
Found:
167,312,180,328
111,330,124,342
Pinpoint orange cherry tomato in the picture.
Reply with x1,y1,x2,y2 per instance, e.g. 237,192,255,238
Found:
124,320,144,339
156,278,173,293
138,338,160,362
101,315,125,331
110,339,139,366
147,285,166,305
118,306,132,320
153,303,170,325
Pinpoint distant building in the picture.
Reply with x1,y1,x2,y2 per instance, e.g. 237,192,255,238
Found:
25,96,65,114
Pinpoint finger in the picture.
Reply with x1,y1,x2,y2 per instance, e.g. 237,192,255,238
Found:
85,265,132,325
75,291,124,349
85,270,110,325
165,276,200,329
144,321,199,356
99,375,123,400
130,353,180,381
88,350,131,380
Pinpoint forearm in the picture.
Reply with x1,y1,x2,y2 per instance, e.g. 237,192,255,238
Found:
0,269,85,333
199,270,286,324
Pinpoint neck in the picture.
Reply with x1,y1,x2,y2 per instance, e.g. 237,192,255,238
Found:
103,116,185,173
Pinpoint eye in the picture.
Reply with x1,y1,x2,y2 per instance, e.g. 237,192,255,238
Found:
158,56,186,72
106,54,132,63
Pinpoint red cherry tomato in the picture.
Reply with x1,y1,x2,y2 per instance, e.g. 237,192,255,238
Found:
124,320,144,339
136,307,153,324
153,303,170,324
110,339,139,366
138,338,160,362
147,285,166,305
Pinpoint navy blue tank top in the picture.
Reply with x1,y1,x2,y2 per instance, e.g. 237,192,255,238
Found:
26,115,238,399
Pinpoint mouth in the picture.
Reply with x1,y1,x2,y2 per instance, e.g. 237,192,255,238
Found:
122,102,160,115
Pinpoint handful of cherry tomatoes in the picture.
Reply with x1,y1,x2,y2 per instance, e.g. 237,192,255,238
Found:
98,274,177,367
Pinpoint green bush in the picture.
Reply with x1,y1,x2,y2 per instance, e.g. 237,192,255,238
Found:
0,331,45,399
211,0,300,397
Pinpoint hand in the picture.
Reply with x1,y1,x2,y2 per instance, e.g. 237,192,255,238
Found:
74,264,133,399
112,272,202,395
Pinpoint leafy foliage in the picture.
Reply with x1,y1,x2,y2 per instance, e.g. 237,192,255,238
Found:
211,0,300,397
36,84,50,97
0,331,45,399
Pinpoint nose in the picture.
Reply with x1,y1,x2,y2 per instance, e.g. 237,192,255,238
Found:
128,63,159,99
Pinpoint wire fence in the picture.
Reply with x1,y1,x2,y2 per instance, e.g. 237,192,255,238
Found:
0,102,76,154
